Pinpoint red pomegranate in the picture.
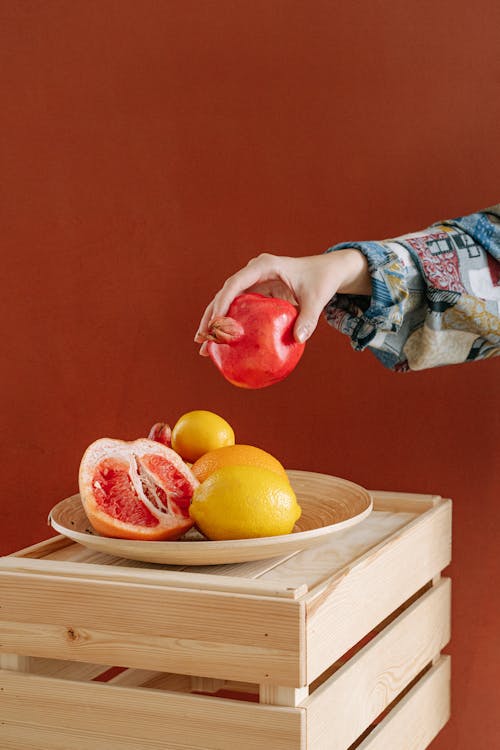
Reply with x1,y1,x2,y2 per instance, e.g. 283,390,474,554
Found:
148,422,172,448
202,293,305,389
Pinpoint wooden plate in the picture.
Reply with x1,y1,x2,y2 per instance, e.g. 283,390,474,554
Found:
48,470,372,565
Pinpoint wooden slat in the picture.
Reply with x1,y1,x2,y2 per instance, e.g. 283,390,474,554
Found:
0,569,304,684
305,499,452,682
21,539,303,588
353,656,451,750
0,619,303,685
0,654,31,671
149,672,256,695
191,676,226,692
39,542,115,562
260,684,309,707
305,579,451,749
0,556,305,598
0,570,301,644
42,544,298,578
37,542,187,568
29,657,108,681
107,668,172,688
371,491,441,513
0,669,304,750
2,727,180,750
186,550,300,578
9,535,73,559
259,511,418,590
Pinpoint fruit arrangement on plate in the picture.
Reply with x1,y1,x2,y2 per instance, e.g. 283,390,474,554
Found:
77,293,309,544
49,294,371,563
79,410,302,543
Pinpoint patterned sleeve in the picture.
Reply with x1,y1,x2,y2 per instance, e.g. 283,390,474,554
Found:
323,204,500,371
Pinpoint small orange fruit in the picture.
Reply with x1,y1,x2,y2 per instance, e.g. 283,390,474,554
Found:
171,410,235,463
191,444,287,483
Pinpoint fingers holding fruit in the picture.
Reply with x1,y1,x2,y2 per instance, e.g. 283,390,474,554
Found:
195,250,371,360
195,253,294,344
194,255,330,381
212,253,287,319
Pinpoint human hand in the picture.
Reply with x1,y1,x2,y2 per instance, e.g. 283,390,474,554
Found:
194,249,371,354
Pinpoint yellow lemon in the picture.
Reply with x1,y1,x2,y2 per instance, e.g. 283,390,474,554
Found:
189,465,301,540
171,410,235,463
191,444,287,483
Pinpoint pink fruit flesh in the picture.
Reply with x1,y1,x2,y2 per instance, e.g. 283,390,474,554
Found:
92,458,159,526
140,454,194,512
91,455,194,526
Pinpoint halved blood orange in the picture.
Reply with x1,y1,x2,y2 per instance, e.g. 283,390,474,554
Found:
79,438,199,541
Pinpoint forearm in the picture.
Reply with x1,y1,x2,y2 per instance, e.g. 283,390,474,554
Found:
332,248,372,296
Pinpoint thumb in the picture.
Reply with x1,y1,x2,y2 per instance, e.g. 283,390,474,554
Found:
293,300,324,343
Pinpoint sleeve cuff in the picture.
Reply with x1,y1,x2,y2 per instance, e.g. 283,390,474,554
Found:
323,240,425,353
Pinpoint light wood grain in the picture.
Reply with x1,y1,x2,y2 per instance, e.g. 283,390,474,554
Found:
305,499,452,682
0,487,452,749
191,676,226,692
305,579,451,749
0,568,304,685
13,511,420,596
258,510,418,590
5,510,422,597
29,657,108,681
1,726,176,750
0,669,305,750
0,654,31,671
8,535,73,559
0,618,304,685
35,541,185,567
371,491,441,513
148,672,257,695
106,667,202,693
184,550,301,578
259,684,309,707
41,543,300,580
0,555,306,598
354,656,451,750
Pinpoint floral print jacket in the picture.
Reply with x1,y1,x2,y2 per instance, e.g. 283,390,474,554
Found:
324,204,500,370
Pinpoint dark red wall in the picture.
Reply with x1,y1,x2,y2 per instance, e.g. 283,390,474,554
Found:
1,2,499,747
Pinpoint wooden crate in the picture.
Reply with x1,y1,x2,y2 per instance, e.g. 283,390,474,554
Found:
0,488,452,750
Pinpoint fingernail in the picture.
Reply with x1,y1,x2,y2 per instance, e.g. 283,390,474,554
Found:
296,326,308,343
